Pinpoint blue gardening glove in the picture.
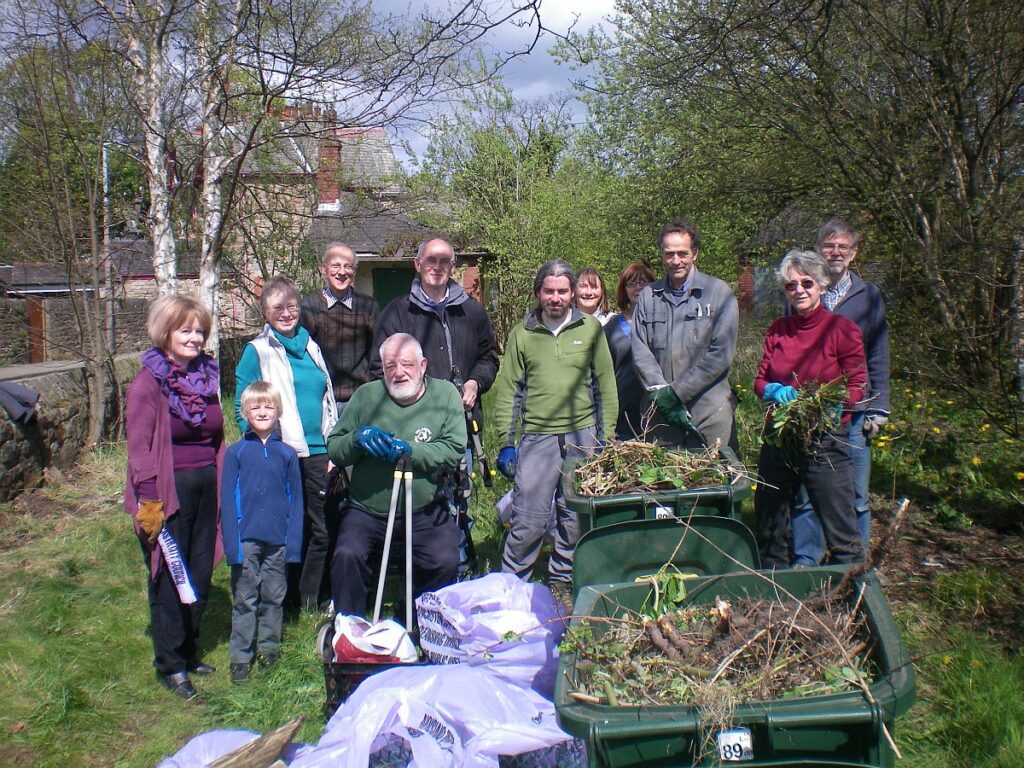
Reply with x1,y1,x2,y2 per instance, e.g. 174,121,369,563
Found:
385,437,412,464
355,425,392,461
497,446,518,481
863,411,889,440
763,383,798,404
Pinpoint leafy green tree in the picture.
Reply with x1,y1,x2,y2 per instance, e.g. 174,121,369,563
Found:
417,85,630,342
0,38,136,444
573,0,1024,408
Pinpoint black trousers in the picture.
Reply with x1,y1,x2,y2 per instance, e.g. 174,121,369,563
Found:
754,428,864,569
295,452,332,612
146,465,218,675
330,501,460,619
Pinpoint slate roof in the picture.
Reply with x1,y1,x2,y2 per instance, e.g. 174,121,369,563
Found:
0,239,199,295
310,199,431,259
242,124,403,195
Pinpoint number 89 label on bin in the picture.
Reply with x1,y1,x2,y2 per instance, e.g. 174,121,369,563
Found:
716,727,753,761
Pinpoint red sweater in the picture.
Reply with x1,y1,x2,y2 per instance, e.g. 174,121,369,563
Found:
754,304,867,421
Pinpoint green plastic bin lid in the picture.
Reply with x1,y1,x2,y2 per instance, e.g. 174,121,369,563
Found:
572,516,760,595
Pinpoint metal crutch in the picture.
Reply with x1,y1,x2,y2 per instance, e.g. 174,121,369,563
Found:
372,458,404,624
401,455,414,631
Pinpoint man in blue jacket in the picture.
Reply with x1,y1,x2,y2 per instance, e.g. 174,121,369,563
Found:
791,216,891,565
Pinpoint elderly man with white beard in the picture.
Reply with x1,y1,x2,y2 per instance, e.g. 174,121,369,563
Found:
326,333,467,619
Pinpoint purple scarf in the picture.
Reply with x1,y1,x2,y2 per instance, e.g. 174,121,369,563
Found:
141,347,219,427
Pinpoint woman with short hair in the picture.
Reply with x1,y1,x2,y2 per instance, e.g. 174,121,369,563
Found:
125,294,224,700
753,250,867,568
234,275,338,612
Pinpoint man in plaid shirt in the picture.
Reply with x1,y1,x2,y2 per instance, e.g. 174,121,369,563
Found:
300,242,380,410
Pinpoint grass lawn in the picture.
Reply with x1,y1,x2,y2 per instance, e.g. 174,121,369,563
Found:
2,329,1024,765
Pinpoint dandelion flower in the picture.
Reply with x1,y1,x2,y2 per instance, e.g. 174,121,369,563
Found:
932,427,941,434
945,400,954,406
1016,472,1024,481
971,456,981,466
914,403,923,409
982,423,990,431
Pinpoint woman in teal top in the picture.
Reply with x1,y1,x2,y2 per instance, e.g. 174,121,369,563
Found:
234,275,338,612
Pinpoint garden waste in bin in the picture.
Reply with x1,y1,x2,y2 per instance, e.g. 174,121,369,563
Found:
563,445,751,534
557,518,915,768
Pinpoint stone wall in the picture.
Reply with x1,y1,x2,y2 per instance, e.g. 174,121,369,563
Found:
0,299,29,366
35,297,151,362
0,356,138,502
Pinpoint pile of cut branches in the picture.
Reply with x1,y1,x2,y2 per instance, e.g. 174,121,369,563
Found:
573,441,734,496
563,578,875,710
763,379,849,453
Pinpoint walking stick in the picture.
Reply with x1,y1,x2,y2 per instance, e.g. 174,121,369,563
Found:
402,455,414,631
372,459,404,624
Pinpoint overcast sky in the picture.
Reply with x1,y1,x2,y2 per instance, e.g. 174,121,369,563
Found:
390,0,617,168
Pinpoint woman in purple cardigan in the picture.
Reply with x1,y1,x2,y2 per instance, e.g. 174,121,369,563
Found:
124,295,224,700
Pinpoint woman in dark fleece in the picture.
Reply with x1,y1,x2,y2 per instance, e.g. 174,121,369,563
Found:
124,294,224,700
753,249,867,568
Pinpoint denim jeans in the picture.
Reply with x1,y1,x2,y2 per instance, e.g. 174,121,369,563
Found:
790,412,871,566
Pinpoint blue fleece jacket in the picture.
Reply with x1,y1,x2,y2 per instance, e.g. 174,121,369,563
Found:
220,429,304,565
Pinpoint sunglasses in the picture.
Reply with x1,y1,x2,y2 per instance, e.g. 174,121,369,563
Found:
784,278,817,293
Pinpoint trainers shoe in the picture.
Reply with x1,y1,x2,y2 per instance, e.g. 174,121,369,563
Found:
230,663,251,684
256,653,279,669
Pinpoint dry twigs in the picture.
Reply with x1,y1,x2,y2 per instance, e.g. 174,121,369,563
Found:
566,587,874,710
573,441,741,496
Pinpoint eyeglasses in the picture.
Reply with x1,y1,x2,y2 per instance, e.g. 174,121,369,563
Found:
821,242,853,254
626,279,650,287
420,257,454,269
784,279,817,293
269,303,299,316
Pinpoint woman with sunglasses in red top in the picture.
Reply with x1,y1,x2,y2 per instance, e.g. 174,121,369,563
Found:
752,249,868,569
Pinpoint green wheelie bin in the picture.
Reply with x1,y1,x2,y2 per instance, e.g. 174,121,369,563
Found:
557,518,915,767
563,445,751,535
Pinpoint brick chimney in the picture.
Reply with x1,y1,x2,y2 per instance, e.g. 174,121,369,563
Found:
318,138,340,206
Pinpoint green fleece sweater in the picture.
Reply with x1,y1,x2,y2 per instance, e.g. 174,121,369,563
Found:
326,377,467,515
493,308,618,447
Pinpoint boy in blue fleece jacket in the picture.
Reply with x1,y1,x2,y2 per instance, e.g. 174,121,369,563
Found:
220,382,303,682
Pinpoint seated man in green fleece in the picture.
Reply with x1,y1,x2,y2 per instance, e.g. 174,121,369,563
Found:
326,332,467,618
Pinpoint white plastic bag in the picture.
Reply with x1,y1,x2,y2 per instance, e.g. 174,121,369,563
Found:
156,730,312,767
415,573,564,697
290,665,576,768
332,614,418,664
